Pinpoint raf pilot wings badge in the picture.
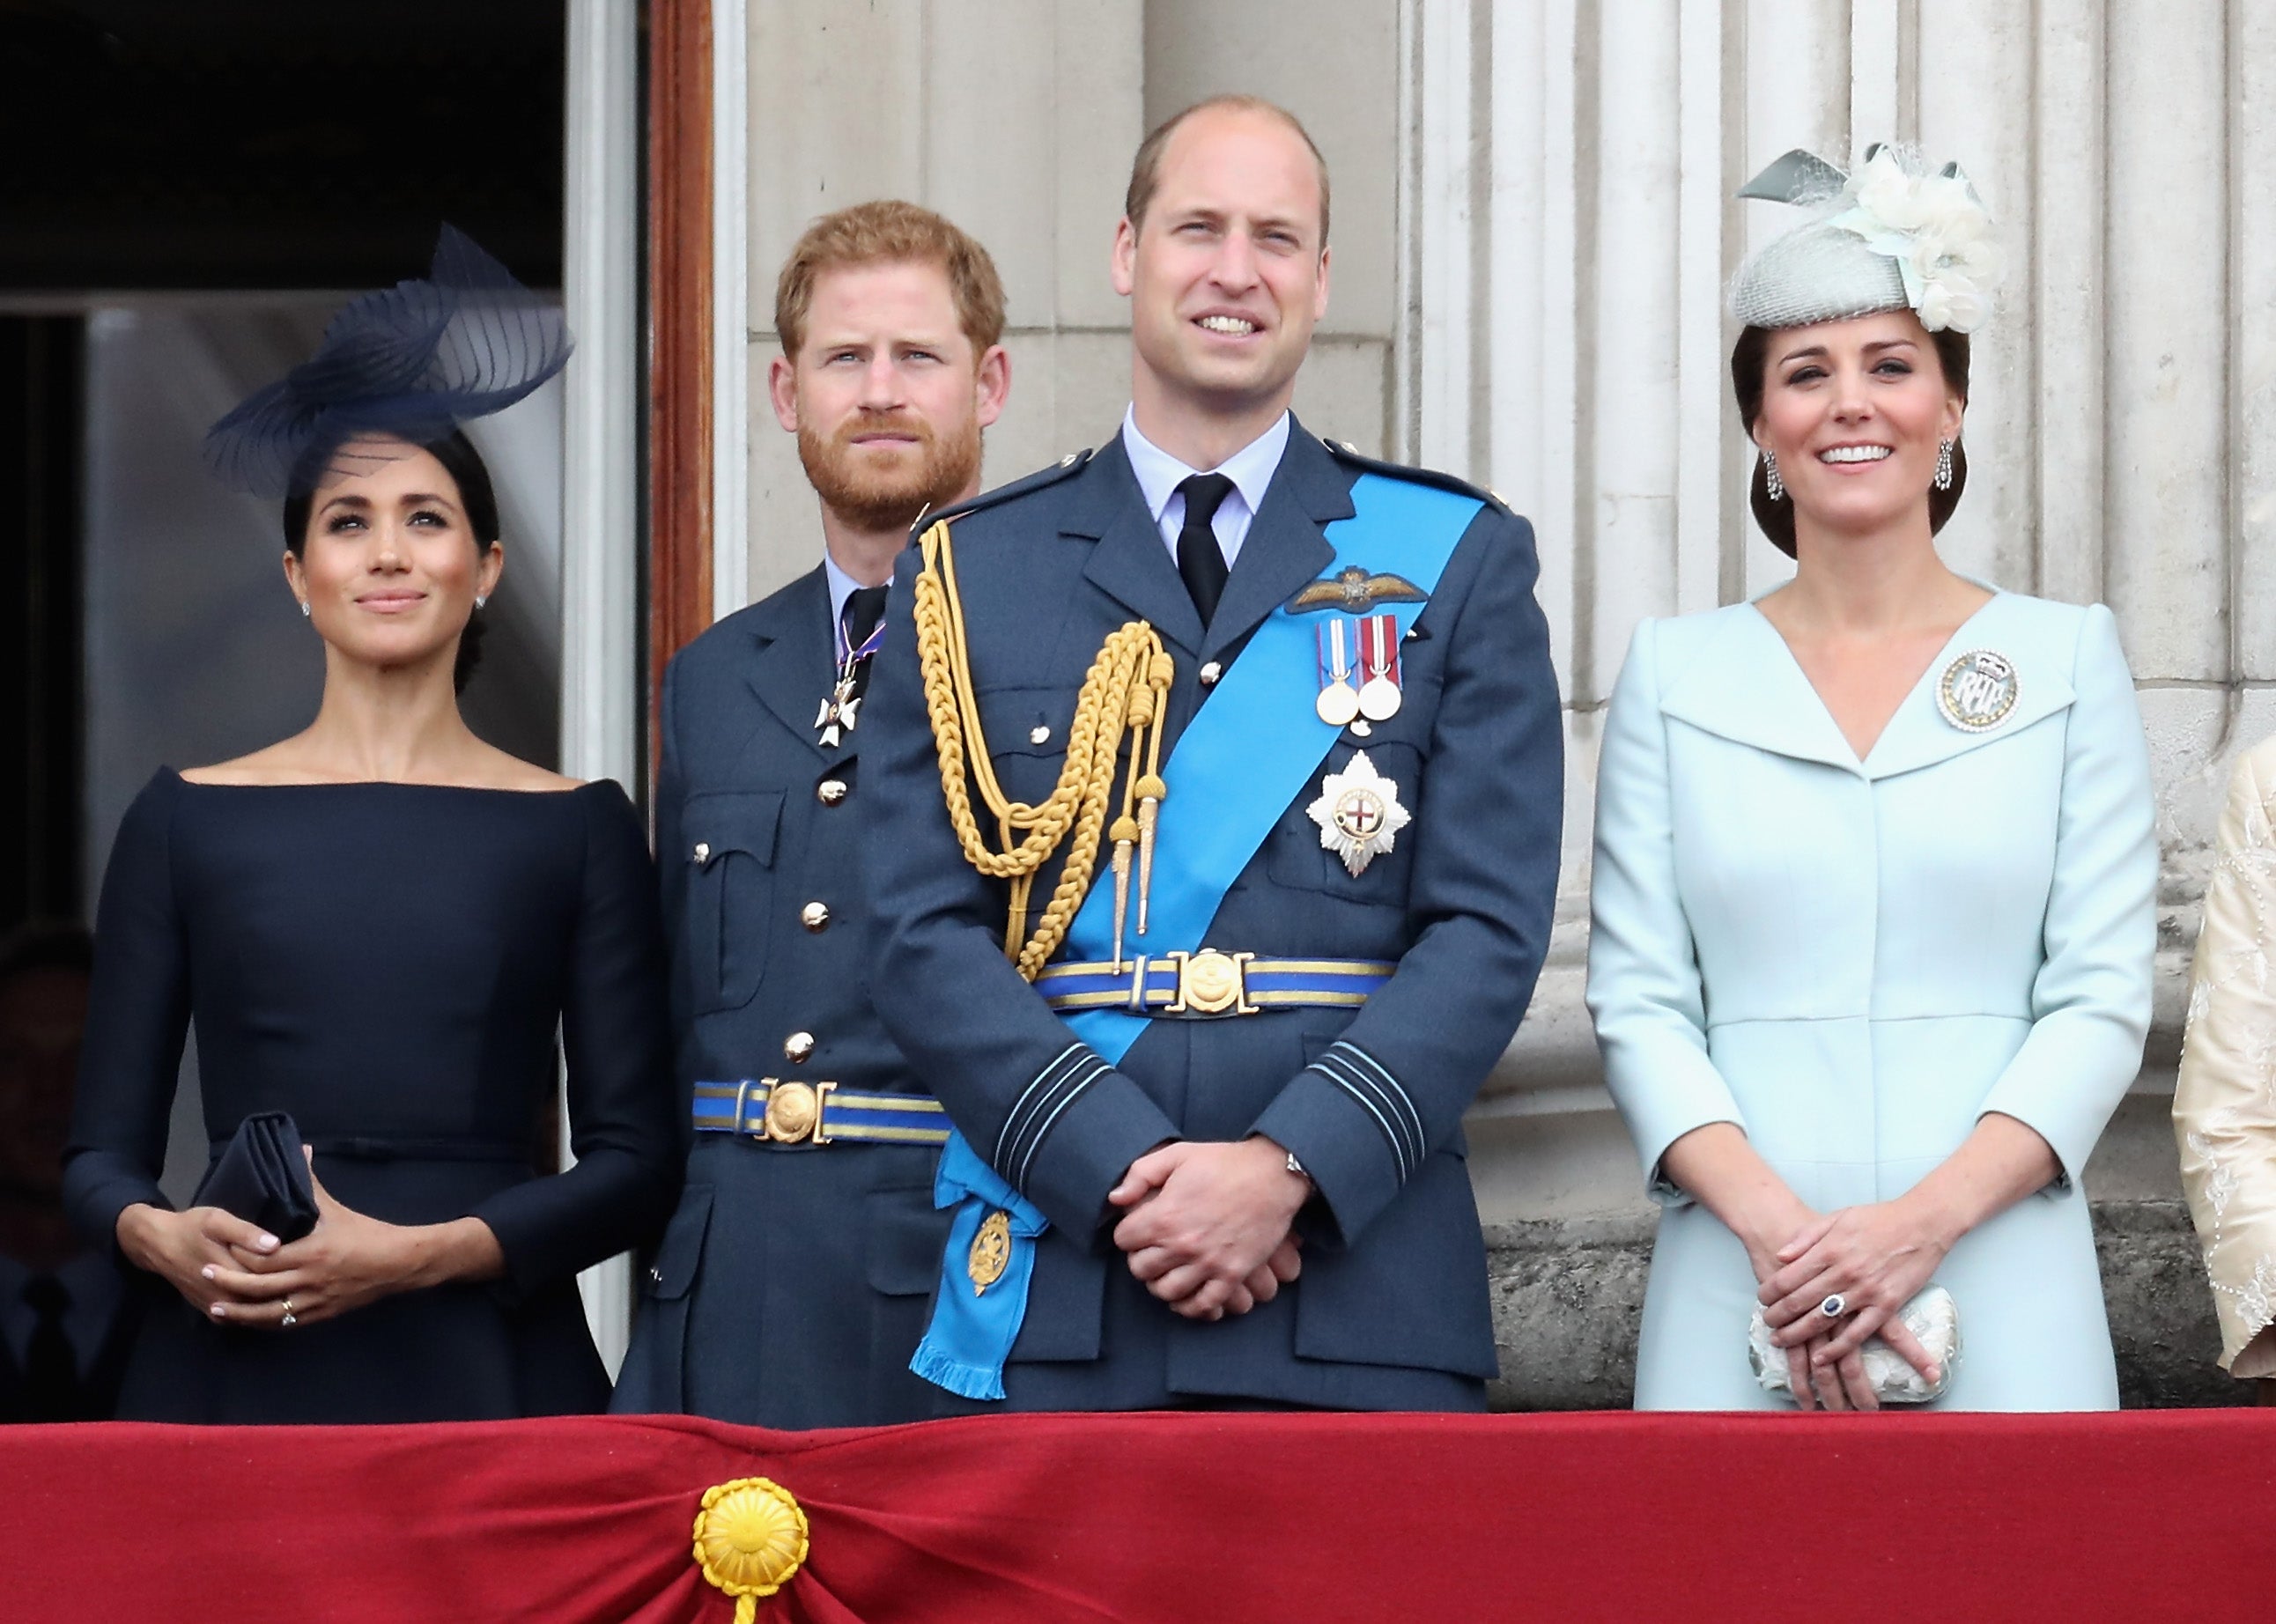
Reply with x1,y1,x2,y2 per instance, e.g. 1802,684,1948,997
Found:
1289,564,1430,616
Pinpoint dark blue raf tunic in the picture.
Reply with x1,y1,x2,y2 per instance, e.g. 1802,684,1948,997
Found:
612,567,952,1428
861,424,1565,1411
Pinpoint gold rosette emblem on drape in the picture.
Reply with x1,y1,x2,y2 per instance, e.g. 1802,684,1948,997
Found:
693,1477,809,1620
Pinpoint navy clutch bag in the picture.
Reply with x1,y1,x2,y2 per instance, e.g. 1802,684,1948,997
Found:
193,1111,319,1243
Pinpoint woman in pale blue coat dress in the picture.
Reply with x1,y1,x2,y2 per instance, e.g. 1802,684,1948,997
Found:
1587,148,2156,1412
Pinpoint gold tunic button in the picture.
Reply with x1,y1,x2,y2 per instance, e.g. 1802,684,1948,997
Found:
692,842,711,863
784,1030,816,1064
1030,724,1052,745
801,902,831,933
1198,661,1223,687
817,779,848,806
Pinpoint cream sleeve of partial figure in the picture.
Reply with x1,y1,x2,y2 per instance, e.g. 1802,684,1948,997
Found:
2174,738,2276,1378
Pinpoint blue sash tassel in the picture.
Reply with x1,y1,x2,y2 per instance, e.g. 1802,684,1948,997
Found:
908,1131,1049,1400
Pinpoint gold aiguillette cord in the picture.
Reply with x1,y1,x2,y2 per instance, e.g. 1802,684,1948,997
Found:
912,517,1174,982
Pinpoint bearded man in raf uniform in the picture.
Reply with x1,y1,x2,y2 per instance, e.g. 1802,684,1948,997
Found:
860,98,1563,1412
614,203,1010,1427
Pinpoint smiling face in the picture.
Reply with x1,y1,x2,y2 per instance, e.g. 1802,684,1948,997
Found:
1750,308,1965,543
772,258,1009,532
285,439,501,675
1112,105,1330,430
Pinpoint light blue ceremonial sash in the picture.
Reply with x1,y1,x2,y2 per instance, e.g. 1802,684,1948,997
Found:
911,472,1483,1399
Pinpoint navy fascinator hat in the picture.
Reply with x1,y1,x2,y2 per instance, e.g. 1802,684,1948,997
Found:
203,225,573,498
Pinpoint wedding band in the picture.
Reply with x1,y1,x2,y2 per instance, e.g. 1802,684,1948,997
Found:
1817,1293,1847,1319
280,1298,298,1329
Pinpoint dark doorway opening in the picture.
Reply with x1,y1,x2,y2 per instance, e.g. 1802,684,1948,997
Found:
0,317,83,933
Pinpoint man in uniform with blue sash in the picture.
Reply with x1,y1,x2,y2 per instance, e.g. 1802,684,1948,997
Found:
613,203,1010,1426
860,97,1563,1412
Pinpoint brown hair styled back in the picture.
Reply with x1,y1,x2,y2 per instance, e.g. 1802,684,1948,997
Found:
1730,323,1972,557
1124,94,1332,246
773,200,1008,359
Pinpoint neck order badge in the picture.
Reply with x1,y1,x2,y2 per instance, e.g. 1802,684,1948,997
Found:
910,472,1483,1399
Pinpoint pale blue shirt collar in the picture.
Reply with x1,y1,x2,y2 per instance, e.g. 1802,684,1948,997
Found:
1119,406,1291,570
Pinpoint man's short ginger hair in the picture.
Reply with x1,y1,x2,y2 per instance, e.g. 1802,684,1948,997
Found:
772,200,1008,358
1124,94,1331,246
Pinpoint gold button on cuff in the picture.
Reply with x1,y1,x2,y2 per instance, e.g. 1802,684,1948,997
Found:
783,1030,816,1064
1198,661,1223,687
800,902,831,933
817,779,848,806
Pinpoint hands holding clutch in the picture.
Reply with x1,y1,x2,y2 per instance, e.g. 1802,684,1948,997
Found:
116,1113,505,1331
1662,1121,1953,1411
1755,1200,1951,1409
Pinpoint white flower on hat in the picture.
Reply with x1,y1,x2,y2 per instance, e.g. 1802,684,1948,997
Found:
1827,147,2006,335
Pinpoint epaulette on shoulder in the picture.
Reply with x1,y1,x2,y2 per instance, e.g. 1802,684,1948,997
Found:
1317,433,1517,517
913,447,1096,534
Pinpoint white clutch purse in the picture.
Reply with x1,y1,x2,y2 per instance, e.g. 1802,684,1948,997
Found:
1747,1285,1961,1405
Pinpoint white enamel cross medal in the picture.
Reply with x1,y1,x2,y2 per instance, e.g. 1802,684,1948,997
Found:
815,675,861,748
817,607,888,748
1307,749,1410,876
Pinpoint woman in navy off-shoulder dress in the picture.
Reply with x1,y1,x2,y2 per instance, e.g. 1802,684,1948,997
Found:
62,241,676,1421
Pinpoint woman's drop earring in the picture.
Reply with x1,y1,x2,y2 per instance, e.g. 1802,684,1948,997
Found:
299,600,311,617
1934,439,1955,491
1763,450,1784,502
474,594,488,609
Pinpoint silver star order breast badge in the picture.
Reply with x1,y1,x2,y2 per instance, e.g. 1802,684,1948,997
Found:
1307,749,1411,876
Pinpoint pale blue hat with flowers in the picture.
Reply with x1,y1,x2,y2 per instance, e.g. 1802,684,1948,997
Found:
1729,144,2006,336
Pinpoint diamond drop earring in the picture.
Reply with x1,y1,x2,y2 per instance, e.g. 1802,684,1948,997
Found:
1763,450,1785,502
299,600,311,617
474,594,488,609
1934,439,1955,491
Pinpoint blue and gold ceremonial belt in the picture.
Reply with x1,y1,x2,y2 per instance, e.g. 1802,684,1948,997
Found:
1032,952,1395,1017
691,1080,950,1146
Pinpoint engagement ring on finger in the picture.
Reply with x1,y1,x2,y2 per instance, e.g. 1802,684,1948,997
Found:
280,1298,298,1329
1817,1293,1847,1319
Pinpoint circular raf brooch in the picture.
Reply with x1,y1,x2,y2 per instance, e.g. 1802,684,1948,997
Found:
1935,648,2019,733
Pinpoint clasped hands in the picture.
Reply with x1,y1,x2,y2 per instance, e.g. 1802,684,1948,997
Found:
1752,1197,1950,1412
116,1152,498,1332
1106,1136,1311,1321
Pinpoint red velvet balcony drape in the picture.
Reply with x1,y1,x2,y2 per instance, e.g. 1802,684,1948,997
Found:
4,1411,2272,1622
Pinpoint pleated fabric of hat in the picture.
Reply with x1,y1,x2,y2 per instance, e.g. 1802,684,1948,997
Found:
203,225,573,498
1727,144,2006,336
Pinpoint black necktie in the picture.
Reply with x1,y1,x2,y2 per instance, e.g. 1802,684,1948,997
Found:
1175,473,1235,626
20,1275,79,1423
839,585,890,720
842,585,888,653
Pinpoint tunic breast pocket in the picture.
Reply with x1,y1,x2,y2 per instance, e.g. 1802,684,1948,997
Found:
978,684,1080,810
1265,736,1427,905
684,789,784,1013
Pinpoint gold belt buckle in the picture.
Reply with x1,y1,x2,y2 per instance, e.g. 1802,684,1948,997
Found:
1164,949,1258,1016
760,1079,836,1144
